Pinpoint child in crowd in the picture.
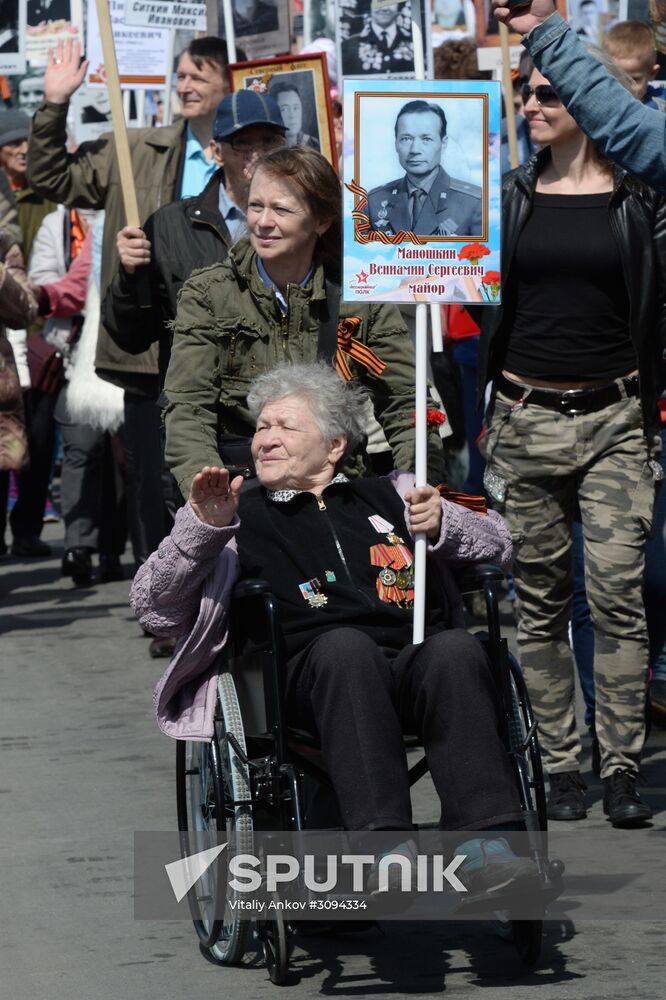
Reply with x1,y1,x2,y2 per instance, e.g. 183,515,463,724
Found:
603,20,666,111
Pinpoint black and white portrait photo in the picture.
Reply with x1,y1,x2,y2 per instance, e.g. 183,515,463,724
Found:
267,74,321,151
230,53,337,166
0,0,26,73
208,0,290,60
363,96,485,238
570,0,607,40
339,0,414,77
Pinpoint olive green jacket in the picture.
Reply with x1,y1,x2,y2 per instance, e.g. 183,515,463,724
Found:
28,100,187,392
164,241,445,496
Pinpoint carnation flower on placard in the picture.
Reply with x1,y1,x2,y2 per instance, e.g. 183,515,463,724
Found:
458,243,491,265
481,270,501,301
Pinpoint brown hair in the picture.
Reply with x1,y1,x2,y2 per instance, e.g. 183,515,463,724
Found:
252,146,341,279
603,21,657,69
433,39,491,81
183,36,247,75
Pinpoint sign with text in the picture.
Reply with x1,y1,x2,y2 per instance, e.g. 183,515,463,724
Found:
124,0,207,30
343,79,501,305
86,0,170,88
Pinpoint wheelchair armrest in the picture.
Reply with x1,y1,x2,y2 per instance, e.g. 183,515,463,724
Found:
232,578,275,601
457,562,505,594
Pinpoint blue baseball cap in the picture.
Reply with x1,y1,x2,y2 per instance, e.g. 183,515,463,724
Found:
213,90,286,142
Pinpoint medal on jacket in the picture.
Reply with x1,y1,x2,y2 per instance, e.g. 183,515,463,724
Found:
370,543,414,607
299,577,328,609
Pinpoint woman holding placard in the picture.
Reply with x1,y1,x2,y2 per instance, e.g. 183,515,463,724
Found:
162,145,446,499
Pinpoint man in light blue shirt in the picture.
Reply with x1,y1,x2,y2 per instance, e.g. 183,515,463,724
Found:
492,0,666,192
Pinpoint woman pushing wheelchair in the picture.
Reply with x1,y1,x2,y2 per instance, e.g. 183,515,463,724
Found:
132,363,541,895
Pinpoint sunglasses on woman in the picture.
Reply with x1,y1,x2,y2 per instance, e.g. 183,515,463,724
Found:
520,83,561,107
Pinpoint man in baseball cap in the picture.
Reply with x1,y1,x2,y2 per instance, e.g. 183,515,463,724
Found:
102,90,287,657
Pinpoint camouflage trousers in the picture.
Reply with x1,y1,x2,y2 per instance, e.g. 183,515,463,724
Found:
484,382,662,779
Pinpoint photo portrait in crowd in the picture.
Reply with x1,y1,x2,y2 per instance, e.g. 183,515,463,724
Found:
0,0,26,74
208,0,290,61
337,0,433,79
229,53,337,166
13,68,45,114
569,0,607,40
343,78,501,304
26,0,82,68
431,0,476,47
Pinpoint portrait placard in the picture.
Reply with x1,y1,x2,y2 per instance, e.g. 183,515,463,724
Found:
228,53,337,167
337,0,433,79
207,0,291,62
86,0,170,88
0,0,27,74
124,0,207,31
343,79,501,305
568,0,608,41
26,0,82,67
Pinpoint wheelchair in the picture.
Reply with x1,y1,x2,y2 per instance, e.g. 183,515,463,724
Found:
175,563,563,985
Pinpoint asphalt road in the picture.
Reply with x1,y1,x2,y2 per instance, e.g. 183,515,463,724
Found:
2,522,665,1000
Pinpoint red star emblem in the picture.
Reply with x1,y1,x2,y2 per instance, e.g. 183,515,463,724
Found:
355,270,369,284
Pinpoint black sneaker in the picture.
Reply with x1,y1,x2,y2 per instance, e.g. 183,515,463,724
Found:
62,547,93,587
603,769,652,828
547,771,587,821
99,554,124,583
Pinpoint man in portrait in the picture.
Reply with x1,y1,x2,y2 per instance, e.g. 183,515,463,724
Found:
232,0,279,38
366,99,483,238
269,81,320,150
341,4,413,76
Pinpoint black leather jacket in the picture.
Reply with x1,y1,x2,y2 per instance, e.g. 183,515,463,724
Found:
101,169,232,393
476,148,666,428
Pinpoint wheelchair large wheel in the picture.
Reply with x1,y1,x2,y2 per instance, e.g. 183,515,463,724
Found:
176,673,253,963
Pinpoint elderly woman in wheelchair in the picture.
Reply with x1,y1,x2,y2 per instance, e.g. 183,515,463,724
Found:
132,362,543,900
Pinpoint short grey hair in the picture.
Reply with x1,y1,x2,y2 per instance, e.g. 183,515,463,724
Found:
247,362,369,458
584,43,637,94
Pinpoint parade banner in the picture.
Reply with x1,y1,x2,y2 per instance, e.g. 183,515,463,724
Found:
207,0,291,61
342,79,501,305
337,0,433,79
124,0,207,30
87,0,170,88
229,53,338,167
0,0,26,74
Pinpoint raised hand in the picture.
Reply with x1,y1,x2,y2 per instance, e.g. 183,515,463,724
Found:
45,39,89,105
492,0,557,36
404,485,442,541
117,226,151,274
189,466,244,528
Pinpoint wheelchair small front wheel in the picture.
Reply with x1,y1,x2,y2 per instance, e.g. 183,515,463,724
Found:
257,908,291,985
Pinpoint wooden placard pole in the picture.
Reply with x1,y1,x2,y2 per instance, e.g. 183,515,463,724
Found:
499,23,519,171
94,0,140,228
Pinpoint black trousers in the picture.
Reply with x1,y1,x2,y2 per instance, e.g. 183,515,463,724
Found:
9,389,57,539
122,394,171,565
286,627,523,832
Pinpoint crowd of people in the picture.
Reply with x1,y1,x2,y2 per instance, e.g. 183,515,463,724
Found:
1,3,665,847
